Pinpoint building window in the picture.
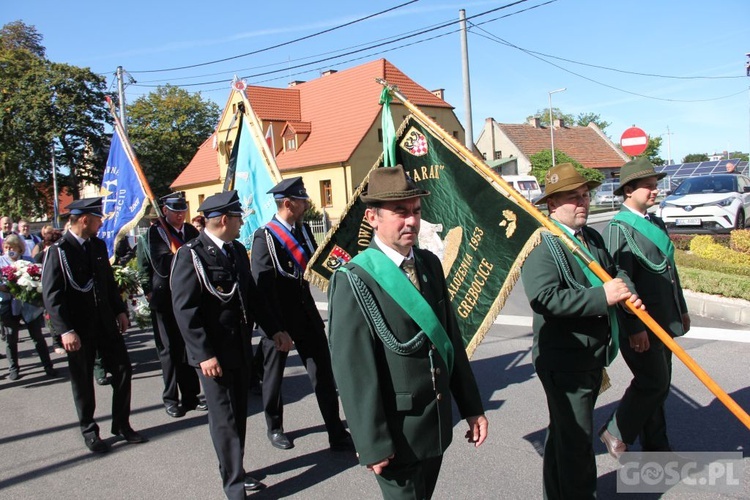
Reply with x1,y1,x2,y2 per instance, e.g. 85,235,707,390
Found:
286,137,297,151
494,151,502,160
378,128,383,143
482,152,487,160
320,180,333,208
453,131,458,138
198,194,205,207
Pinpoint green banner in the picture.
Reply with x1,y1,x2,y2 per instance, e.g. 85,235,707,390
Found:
307,114,542,357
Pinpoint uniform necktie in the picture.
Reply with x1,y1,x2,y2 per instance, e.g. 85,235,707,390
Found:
574,230,588,250
401,257,421,291
82,240,90,255
223,242,235,266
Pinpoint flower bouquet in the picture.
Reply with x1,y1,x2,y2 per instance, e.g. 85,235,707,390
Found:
0,260,43,306
112,265,151,327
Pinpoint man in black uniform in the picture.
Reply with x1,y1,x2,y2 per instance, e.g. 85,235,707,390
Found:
42,198,145,453
171,190,292,499
143,193,205,418
252,177,352,451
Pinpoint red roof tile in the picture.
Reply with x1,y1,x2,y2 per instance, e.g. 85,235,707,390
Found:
171,134,220,188
498,122,628,169
247,58,453,171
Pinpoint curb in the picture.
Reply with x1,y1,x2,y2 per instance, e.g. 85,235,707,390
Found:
683,289,750,327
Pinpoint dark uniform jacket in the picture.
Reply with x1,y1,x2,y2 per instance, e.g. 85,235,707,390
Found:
328,244,484,466
251,218,322,337
170,231,281,369
602,209,687,338
521,226,634,371
145,222,199,312
42,231,127,339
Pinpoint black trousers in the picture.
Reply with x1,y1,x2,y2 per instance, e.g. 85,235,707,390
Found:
198,364,248,500
537,368,602,500
260,329,345,440
67,327,133,438
3,314,52,374
153,307,200,407
375,455,444,500
605,332,673,450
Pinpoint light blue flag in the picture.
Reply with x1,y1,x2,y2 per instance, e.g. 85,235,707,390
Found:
99,130,148,259
232,114,278,249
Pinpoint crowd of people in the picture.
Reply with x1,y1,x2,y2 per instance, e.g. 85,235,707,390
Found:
0,157,690,499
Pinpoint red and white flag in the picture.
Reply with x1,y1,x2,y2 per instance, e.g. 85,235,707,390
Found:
265,123,275,157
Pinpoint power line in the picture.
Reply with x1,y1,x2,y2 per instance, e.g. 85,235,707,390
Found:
132,0,542,89
470,25,747,103
129,1,420,74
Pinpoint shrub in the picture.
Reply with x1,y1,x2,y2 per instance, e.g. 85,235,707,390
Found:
675,249,750,277
730,229,750,254
670,234,694,251
690,235,750,266
678,267,750,301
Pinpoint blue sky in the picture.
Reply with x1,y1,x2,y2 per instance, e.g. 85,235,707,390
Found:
5,0,749,163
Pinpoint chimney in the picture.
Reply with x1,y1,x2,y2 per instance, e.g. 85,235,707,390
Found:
321,69,337,76
528,117,541,128
553,118,564,128
431,88,445,100
288,80,306,87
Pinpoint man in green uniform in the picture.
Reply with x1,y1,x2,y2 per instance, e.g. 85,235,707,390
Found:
328,166,488,500
521,163,643,499
599,157,690,458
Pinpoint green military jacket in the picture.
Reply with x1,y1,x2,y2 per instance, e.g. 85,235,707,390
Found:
328,245,484,467
522,226,633,371
602,208,687,338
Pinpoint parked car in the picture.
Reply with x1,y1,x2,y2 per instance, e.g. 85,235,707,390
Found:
657,174,750,232
593,182,623,205
502,175,542,202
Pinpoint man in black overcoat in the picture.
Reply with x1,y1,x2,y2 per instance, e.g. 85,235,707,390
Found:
42,198,145,453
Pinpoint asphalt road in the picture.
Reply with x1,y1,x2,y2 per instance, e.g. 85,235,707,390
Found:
0,276,748,500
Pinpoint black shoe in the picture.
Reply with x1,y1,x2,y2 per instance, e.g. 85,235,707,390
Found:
267,430,293,450
96,376,112,386
44,366,57,377
244,474,264,491
182,399,208,412
85,435,110,453
165,404,186,418
113,426,146,444
329,431,355,452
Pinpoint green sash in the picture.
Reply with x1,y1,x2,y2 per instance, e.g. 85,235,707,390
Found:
552,222,620,366
612,211,675,264
350,248,455,374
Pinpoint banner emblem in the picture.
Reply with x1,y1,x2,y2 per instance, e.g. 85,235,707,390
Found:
400,127,428,157
323,245,352,271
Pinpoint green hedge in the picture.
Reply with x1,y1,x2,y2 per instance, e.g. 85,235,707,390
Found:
677,267,750,301
690,235,750,266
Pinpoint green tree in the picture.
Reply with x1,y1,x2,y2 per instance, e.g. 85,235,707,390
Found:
728,151,749,161
0,21,109,218
575,112,610,132
526,108,575,127
529,149,605,186
126,85,220,198
637,136,665,166
682,153,709,163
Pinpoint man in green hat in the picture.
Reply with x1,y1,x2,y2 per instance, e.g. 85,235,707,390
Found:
328,165,488,499
599,157,690,459
521,163,642,499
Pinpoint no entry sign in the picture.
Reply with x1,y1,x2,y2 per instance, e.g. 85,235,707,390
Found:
620,126,649,156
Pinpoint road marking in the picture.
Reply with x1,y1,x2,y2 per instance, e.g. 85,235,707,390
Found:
318,302,750,342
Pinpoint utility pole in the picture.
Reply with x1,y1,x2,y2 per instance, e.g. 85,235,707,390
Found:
459,9,473,150
51,144,59,228
116,66,128,136
664,125,674,165
548,88,566,167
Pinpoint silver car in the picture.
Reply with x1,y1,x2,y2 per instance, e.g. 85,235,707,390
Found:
657,174,750,232
593,182,623,206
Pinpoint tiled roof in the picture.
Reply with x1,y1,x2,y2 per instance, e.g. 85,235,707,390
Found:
171,133,220,188
247,58,453,171
498,122,628,169
283,121,311,135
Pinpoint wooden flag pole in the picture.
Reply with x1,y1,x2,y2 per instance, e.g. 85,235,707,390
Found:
376,78,750,431
105,96,180,254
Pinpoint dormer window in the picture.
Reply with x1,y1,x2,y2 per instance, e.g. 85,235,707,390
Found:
286,137,297,151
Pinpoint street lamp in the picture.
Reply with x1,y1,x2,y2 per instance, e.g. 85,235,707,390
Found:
548,87,566,167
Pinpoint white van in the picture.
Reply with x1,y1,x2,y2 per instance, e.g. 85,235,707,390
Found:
502,175,542,202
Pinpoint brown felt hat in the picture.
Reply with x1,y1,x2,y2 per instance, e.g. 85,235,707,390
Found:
614,157,667,195
360,165,430,204
535,163,601,205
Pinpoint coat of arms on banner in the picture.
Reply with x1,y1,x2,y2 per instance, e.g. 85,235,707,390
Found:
400,127,428,157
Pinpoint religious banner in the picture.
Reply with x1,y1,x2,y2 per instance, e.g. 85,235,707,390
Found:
306,112,543,357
